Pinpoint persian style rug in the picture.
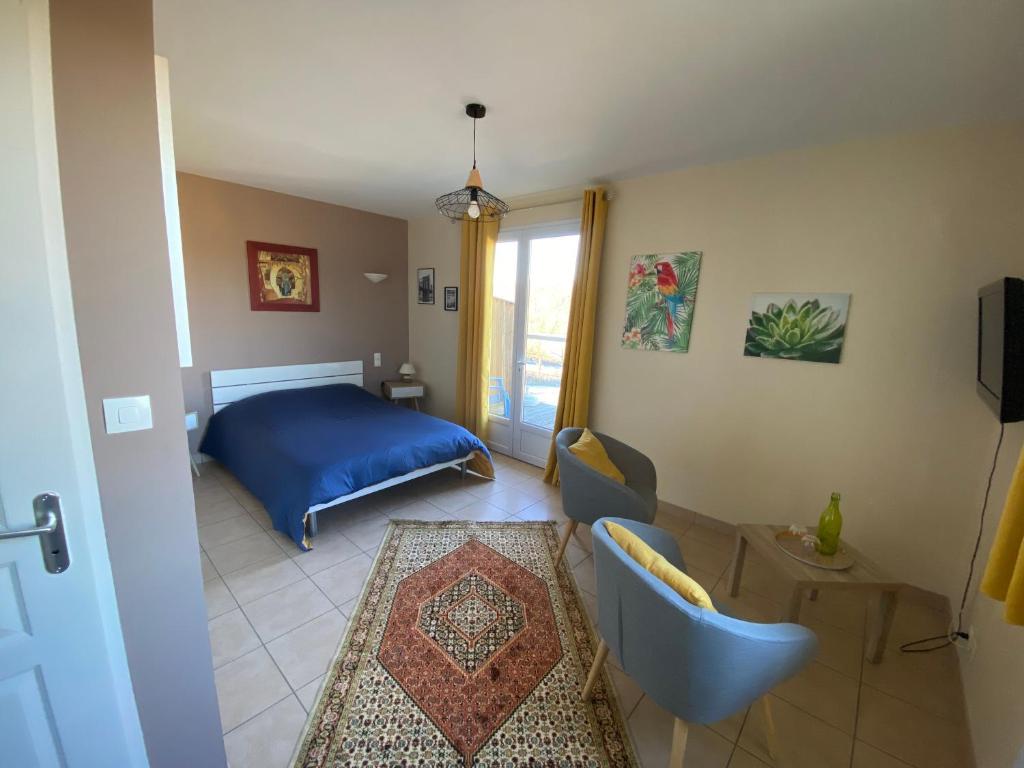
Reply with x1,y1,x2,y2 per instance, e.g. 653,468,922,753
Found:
292,521,638,767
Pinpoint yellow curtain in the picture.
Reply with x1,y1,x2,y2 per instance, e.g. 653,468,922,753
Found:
543,188,609,485
981,441,1024,625
455,218,499,478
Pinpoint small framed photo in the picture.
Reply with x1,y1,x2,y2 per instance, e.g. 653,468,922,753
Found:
417,267,435,304
247,241,319,312
444,286,459,311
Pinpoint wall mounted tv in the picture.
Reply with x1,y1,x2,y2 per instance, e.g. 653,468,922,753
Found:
977,277,1023,423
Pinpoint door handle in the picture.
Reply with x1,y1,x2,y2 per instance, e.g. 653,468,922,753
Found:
0,493,70,574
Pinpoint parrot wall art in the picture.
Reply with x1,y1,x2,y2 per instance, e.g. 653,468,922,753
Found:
622,251,702,353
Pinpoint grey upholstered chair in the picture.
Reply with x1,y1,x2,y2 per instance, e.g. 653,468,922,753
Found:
553,427,658,565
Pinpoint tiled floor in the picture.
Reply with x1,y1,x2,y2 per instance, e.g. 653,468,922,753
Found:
194,453,974,768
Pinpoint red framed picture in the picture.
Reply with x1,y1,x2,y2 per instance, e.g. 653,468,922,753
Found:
246,241,320,312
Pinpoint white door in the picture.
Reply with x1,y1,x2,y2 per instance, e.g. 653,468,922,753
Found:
487,222,580,466
0,2,148,766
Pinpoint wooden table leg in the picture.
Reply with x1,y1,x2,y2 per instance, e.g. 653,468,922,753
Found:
784,584,803,623
866,590,898,663
728,533,748,597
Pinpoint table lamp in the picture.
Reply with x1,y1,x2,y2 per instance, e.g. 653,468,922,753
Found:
398,362,416,381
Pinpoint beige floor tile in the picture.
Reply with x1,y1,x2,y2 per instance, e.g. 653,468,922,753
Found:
449,499,512,522
739,695,852,768
223,554,305,604
570,521,594,552
654,506,694,536
208,608,261,669
607,666,644,717
707,705,748,744
710,582,782,624
223,694,306,768
204,577,238,620
199,550,218,582
804,616,864,679
207,532,286,576
579,590,598,626
564,537,591,569
857,685,971,768
214,647,291,733
198,514,264,550
310,552,374,606
337,515,392,552
771,660,859,734
241,579,334,643
427,487,477,514
388,499,452,522
296,674,325,713
514,477,560,499
463,477,515,500
515,497,567,522
884,600,951,649
851,740,915,768
372,487,419,515
685,522,737,553
571,555,597,595
266,609,348,690
732,553,793,604
628,696,732,768
246,505,275,530
290,532,363,576
799,588,868,636
677,534,734,577
195,495,249,528
860,643,965,723
686,565,722,594
728,748,770,768
338,596,359,617
486,485,546,514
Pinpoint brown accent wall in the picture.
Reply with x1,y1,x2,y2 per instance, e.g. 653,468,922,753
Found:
49,1,225,766
177,173,409,451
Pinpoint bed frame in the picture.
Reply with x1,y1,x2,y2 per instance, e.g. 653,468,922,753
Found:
209,360,473,539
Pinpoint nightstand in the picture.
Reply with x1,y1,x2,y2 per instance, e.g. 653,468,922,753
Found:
382,380,425,411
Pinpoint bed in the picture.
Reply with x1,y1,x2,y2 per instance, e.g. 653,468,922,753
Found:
199,361,493,549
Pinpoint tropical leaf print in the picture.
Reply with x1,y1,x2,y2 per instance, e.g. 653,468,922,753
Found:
621,252,702,353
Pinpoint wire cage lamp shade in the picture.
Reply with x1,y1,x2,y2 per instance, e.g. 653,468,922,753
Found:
435,104,509,223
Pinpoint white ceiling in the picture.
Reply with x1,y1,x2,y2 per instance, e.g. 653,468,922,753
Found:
155,1,1024,220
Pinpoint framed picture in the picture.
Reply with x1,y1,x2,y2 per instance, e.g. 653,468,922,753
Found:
417,267,435,304
444,286,459,311
621,252,702,353
743,292,851,364
246,241,319,312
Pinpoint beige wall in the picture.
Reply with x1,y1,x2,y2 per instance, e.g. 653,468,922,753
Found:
50,1,225,765
178,173,409,452
408,123,1024,764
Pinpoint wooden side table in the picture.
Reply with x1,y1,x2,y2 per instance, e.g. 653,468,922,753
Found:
728,523,903,663
382,380,424,411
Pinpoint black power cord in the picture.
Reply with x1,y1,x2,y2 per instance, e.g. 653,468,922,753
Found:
901,422,1006,654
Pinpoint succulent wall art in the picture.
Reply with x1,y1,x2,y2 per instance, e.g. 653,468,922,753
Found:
744,293,850,364
622,251,702,353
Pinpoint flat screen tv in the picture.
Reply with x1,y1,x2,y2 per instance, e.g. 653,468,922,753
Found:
977,277,1023,423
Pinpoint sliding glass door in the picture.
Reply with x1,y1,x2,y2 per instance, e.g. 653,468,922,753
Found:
487,221,580,466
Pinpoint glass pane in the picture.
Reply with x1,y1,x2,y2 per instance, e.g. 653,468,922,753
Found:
488,240,518,418
521,234,579,430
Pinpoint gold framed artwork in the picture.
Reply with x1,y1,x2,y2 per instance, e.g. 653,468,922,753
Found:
246,241,319,312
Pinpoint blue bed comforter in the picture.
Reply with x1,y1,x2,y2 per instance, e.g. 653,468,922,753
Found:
199,384,492,549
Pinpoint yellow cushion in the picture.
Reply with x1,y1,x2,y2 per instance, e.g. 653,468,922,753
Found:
604,521,716,612
568,428,625,484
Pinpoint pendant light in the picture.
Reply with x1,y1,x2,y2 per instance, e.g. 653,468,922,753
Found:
435,103,509,223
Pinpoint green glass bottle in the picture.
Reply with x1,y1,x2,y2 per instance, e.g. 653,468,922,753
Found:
817,492,843,556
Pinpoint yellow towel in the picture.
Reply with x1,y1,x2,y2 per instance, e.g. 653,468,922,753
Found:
981,442,1024,625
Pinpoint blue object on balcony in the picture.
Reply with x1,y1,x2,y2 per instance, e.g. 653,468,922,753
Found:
489,376,511,418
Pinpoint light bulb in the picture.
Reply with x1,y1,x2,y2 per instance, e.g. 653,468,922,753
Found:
467,199,480,219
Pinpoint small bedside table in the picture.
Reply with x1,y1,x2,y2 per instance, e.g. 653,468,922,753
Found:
382,380,425,411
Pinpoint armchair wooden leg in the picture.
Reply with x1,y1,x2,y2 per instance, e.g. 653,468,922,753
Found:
760,696,779,762
554,520,578,566
668,718,689,768
581,638,608,701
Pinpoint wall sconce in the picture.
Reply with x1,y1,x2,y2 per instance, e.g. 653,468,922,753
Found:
363,273,388,283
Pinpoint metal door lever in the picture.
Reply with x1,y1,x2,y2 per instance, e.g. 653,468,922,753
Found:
0,493,70,573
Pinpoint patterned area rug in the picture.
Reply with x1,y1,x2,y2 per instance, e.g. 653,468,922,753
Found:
292,521,638,767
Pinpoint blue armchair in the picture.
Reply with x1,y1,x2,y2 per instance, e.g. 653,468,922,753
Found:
584,518,818,767
553,428,657,565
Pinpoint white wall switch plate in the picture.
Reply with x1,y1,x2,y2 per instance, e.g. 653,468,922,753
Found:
102,395,153,434
373,352,382,367
184,411,199,431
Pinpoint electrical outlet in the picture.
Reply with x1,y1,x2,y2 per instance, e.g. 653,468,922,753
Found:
373,352,382,367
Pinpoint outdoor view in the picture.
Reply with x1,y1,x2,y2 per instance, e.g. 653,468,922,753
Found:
489,234,579,431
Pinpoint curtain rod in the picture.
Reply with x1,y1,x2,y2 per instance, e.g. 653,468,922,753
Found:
508,189,614,214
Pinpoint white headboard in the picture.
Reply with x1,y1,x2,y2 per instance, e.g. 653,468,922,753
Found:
210,360,364,413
